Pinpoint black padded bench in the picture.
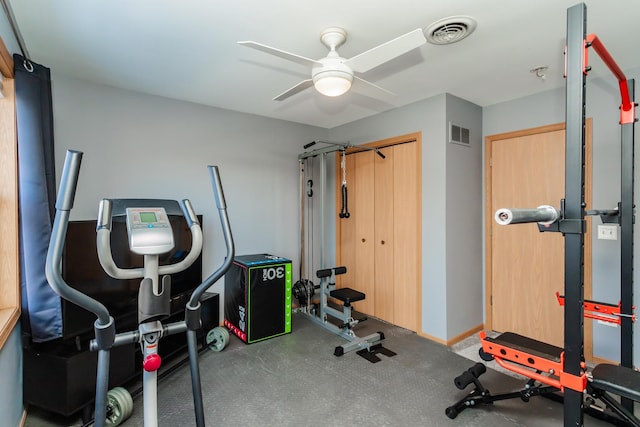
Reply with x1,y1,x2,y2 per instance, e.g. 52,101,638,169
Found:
484,332,563,363
316,266,365,306
447,332,564,420
591,364,640,402
330,288,365,306
485,334,640,403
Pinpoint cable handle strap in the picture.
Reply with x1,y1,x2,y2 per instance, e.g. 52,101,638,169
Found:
341,150,347,185
339,150,350,218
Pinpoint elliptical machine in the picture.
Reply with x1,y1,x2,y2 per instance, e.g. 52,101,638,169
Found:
46,149,235,427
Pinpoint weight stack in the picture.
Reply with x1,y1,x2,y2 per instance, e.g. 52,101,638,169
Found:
224,254,292,343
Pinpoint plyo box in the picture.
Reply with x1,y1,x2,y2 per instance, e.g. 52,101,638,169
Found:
224,254,292,343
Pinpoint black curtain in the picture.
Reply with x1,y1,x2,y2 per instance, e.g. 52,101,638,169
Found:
14,54,61,342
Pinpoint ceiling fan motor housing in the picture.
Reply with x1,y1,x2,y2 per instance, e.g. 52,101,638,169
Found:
312,55,354,96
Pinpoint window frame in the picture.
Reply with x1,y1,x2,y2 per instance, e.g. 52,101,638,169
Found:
0,38,19,350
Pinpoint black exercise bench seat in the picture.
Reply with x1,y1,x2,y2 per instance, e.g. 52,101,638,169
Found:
591,364,640,402
484,332,563,363
330,288,365,306
316,266,366,306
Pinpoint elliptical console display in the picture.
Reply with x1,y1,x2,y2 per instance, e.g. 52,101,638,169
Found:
125,207,174,255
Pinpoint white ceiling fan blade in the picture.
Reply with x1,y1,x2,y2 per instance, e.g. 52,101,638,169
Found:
238,41,321,67
273,79,314,101
354,76,395,96
345,28,426,73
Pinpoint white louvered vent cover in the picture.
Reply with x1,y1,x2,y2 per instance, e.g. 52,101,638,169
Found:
426,16,477,45
449,122,470,146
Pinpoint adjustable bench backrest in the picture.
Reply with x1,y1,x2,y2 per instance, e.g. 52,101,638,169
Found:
316,266,365,306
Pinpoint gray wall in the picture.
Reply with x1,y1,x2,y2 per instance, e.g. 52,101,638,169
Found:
51,73,327,322
484,66,640,364
445,94,483,338
0,326,22,427
328,93,484,340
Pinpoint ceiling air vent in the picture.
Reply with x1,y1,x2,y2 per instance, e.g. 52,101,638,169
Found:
449,122,470,146
426,16,477,45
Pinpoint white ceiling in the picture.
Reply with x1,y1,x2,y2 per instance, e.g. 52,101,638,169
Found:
8,1,640,129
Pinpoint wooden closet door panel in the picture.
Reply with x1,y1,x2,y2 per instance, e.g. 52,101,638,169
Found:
353,151,375,313
337,153,356,289
374,147,394,322
393,142,419,331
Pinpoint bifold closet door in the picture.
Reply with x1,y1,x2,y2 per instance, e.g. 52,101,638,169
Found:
338,141,419,331
352,151,375,315
391,142,418,331
374,147,394,321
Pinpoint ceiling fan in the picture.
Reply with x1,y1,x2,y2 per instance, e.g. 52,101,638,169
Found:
238,27,427,101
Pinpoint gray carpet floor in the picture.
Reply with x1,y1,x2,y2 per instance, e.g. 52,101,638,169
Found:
26,313,614,426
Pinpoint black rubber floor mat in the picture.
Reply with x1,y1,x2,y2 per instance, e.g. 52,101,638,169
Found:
357,343,397,363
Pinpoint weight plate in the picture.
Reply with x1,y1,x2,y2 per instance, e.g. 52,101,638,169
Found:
206,326,230,352
105,387,131,426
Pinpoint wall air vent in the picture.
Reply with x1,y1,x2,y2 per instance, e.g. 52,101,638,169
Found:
449,122,470,146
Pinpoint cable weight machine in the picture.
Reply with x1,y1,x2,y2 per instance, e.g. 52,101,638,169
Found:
294,140,396,362
447,3,640,426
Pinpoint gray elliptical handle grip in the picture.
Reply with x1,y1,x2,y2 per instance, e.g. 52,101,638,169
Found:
46,150,111,326
189,165,235,305
56,149,82,211
180,199,198,227
209,165,228,210
96,198,144,280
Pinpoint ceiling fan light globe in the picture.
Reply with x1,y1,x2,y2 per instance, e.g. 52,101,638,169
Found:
313,71,352,97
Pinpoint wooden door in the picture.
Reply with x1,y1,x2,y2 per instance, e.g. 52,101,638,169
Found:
392,142,419,329
486,122,592,354
374,147,394,321
352,151,375,315
337,134,421,331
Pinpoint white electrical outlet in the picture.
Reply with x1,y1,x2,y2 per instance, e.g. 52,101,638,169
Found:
597,225,618,240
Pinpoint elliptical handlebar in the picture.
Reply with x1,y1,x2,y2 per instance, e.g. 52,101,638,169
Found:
188,165,235,306
96,198,204,280
96,198,140,280
46,149,112,326
184,165,235,427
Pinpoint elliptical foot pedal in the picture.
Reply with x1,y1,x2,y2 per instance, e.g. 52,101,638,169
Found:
356,343,397,363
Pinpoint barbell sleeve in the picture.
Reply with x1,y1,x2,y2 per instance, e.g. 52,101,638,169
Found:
495,205,560,225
